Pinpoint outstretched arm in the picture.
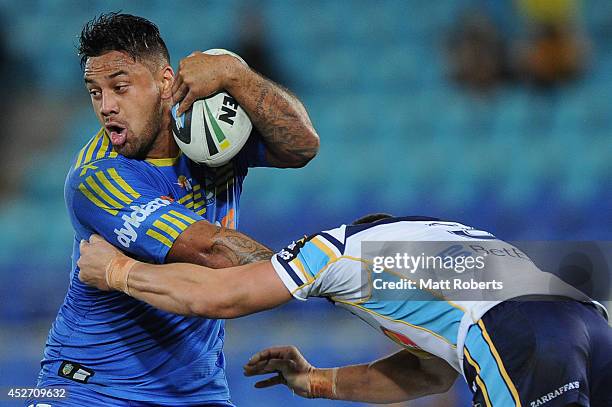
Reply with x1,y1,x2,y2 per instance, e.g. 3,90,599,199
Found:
243,346,458,404
172,52,320,168
78,235,292,318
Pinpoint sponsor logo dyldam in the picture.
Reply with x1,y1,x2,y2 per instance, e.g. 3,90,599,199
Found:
114,197,173,248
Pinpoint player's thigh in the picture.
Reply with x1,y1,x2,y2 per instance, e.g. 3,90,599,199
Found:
585,304,612,406
463,300,593,407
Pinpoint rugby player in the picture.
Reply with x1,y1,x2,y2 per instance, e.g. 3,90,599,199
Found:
78,215,611,407
35,12,319,406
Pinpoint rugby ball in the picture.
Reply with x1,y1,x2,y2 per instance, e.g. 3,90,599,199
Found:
171,49,252,167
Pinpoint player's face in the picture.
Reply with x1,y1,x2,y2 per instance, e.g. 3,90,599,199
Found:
84,51,165,159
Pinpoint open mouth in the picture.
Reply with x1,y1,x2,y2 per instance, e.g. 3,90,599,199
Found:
105,123,128,146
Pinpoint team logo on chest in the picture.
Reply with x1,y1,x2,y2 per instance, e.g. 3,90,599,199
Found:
176,175,193,191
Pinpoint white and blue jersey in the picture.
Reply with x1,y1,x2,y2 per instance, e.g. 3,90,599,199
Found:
270,217,610,406
37,128,268,405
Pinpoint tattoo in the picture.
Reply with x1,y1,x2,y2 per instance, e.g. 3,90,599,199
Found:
255,84,270,118
251,80,319,167
210,226,273,267
269,125,319,164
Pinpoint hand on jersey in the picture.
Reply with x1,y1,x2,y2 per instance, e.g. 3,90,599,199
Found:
243,346,315,398
172,52,242,116
78,234,124,291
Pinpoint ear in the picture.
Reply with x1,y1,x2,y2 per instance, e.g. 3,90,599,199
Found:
159,65,174,100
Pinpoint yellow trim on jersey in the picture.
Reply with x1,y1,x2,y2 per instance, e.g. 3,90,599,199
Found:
193,193,202,200
74,130,117,171
78,183,119,215
74,146,87,169
84,131,103,165
178,194,192,204
75,132,98,169
464,348,493,407
146,229,173,248
95,171,132,205
107,168,141,199
185,201,195,209
292,258,313,283
168,210,196,225
193,200,206,209
334,298,457,348
95,132,110,160
311,237,337,260
477,320,522,406
145,153,181,166
290,255,364,294
100,131,117,158
152,220,180,239
161,213,188,230
79,163,98,177
85,176,122,209
193,184,201,191
196,207,207,215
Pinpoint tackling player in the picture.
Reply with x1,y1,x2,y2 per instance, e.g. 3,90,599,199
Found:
78,215,611,407
35,12,319,406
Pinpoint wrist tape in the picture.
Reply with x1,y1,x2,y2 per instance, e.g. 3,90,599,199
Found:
105,256,138,295
309,367,338,399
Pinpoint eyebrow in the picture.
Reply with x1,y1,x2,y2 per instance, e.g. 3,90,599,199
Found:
108,70,129,79
84,70,129,84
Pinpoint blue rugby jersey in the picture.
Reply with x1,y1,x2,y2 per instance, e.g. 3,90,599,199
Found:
37,128,267,404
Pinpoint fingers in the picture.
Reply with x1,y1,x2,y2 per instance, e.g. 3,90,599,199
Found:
76,254,84,271
170,73,183,98
248,347,287,363
89,234,104,244
172,52,224,116
246,349,271,366
254,375,284,389
244,358,297,377
246,349,277,368
243,360,272,376
176,91,197,117
246,346,299,366
171,81,188,109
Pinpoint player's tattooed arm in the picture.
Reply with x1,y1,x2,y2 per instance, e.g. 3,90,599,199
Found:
167,221,273,268
243,79,320,168
209,227,274,266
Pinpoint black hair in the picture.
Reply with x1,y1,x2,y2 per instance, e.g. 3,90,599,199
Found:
78,12,170,70
352,213,394,225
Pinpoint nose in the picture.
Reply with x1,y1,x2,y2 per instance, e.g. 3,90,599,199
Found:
100,91,119,117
